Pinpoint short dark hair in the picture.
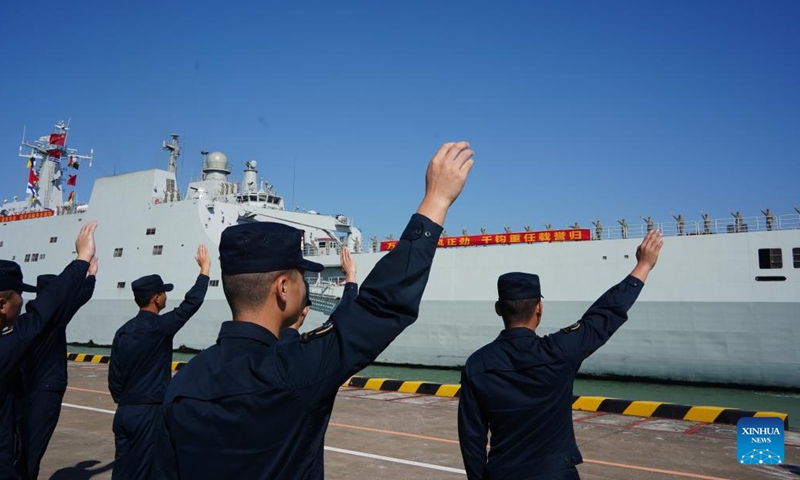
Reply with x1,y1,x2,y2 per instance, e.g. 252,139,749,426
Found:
135,294,157,308
222,269,298,315
497,298,540,326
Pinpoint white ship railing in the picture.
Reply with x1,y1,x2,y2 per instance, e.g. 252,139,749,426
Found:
299,213,800,260
594,213,800,240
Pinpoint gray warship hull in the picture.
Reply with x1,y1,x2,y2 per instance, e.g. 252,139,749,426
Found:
4,164,799,389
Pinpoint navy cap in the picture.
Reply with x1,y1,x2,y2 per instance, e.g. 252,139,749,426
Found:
497,272,543,300
303,279,312,307
0,260,37,293
132,274,174,299
220,222,324,275
36,274,58,291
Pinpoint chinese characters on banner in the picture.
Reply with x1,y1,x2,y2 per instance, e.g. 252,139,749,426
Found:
0,210,55,223
380,229,591,251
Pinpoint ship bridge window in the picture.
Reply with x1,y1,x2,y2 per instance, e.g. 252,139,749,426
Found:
117,282,126,289
24,254,30,263
794,248,800,268
146,228,156,235
31,254,38,262
113,248,123,258
757,248,782,269
49,237,57,243
210,280,220,287
0,241,4,247
39,254,45,260
153,245,163,255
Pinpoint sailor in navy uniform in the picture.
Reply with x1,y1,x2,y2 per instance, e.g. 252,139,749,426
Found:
18,264,97,479
108,244,210,480
0,221,97,480
154,142,474,480
458,230,664,480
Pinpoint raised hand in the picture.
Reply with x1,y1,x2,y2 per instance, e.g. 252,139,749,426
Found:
340,248,357,283
75,221,98,263
631,230,664,283
195,244,211,276
417,142,474,226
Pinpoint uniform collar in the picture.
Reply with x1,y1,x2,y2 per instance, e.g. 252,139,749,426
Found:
498,326,538,339
217,320,278,346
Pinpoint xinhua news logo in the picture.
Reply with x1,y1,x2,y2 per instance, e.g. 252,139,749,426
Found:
737,417,784,465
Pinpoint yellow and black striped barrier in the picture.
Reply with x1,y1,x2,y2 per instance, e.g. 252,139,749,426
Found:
571,395,789,430
67,352,110,365
66,357,789,429
67,352,187,372
345,376,789,429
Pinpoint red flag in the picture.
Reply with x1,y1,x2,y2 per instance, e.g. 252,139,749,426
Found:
67,191,75,203
66,174,77,186
48,149,62,159
49,133,66,146
28,168,39,186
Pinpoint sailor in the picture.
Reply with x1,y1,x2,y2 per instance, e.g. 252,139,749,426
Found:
458,230,663,480
590,220,602,240
729,211,744,232
108,245,210,480
570,222,580,229
18,262,97,479
154,142,474,479
0,221,97,480
760,208,774,231
641,215,654,232
701,211,711,234
616,219,628,239
672,213,685,235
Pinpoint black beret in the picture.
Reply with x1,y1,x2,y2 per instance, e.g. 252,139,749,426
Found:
220,222,324,275
497,272,543,300
132,274,174,299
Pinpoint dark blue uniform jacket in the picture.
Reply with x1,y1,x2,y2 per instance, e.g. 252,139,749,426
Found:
0,260,89,479
21,276,96,392
108,274,209,405
156,214,441,480
458,275,644,479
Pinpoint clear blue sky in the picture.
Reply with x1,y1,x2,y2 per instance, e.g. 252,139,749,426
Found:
1,1,798,239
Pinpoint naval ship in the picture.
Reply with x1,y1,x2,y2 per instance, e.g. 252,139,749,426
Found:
3,123,799,389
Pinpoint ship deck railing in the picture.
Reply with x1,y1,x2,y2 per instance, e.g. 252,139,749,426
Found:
298,213,800,258
594,213,800,240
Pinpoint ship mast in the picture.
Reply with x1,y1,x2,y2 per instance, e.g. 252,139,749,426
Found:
18,120,94,210
163,134,181,174
162,134,181,201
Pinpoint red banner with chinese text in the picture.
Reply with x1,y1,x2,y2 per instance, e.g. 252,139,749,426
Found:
380,229,591,251
0,210,55,223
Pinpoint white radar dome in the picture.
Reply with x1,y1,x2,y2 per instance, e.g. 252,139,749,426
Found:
206,152,229,170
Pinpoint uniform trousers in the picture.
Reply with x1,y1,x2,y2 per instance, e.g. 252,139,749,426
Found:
20,390,64,479
112,404,162,480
